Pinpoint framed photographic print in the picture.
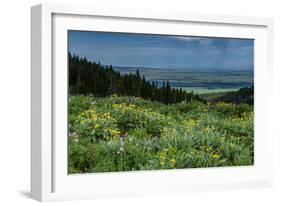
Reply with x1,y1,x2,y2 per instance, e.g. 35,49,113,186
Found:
31,3,274,201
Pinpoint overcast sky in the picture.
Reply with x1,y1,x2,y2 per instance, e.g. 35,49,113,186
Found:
68,31,254,71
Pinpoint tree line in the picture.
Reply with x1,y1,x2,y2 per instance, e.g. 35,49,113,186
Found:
214,86,254,105
69,53,204,104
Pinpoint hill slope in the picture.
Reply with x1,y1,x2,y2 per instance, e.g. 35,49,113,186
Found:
68,95,254,173
214,86,254,105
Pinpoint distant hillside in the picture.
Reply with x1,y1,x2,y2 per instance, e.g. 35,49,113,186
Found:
214,86,254,105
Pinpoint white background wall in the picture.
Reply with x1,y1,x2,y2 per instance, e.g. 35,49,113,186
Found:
0,0,280,205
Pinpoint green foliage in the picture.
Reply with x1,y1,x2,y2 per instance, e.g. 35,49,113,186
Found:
68,95,254,174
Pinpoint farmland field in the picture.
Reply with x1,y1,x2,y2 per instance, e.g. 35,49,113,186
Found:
68,95,254,173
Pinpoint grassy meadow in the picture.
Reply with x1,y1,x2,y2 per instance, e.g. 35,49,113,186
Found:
68,95,254,174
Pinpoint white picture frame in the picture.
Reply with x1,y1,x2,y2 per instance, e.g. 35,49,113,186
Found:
31,3,274,202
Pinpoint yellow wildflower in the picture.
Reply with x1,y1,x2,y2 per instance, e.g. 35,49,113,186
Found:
213,153,221,159
170,159,176,167
112,104,119,108
206,146,212,152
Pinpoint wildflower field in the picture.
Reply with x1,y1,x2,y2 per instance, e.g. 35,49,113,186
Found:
68,95,254,173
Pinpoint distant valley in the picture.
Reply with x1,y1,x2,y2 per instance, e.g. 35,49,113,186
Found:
113,66,253,94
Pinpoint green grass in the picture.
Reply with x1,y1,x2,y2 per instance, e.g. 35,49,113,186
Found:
68,95,254,174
